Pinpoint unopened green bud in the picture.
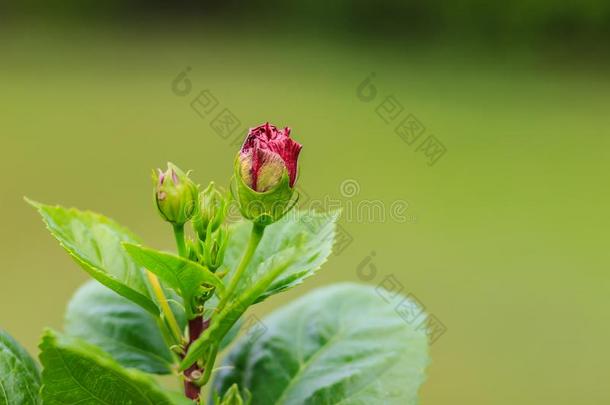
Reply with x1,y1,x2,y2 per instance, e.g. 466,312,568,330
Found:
203,226,228,272
193,181,226,241
153,162,199,226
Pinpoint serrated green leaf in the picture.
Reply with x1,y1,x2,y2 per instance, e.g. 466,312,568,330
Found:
224,210,338,304
28,200,158,314
64,280,174,374
123,243,225,317
39,329,189,405
212,283,429,405
0,329,41,405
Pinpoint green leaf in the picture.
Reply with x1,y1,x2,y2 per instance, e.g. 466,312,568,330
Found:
64,280,174,374
123,243,225,317
202,296,243,351
224,210,338,304
0,329,41,405
28,200,158,314
39,329,189,405
212,283,429,405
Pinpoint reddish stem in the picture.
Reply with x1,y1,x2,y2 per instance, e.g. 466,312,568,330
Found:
183,316,210,401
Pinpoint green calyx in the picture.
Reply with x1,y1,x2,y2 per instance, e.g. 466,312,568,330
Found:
153,162,199,226
233,157,297,226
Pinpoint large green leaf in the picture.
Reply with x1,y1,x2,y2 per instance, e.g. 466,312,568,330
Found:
123,243,225,317
224,210,338,303
39,329,188,405
64,280,174,374
0,329,41,405
212,283,429,405
28,201,158,314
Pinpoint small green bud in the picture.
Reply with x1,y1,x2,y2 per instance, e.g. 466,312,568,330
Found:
153,162,199,226
186,239,201,262
193,181,226,241
203,226,228,271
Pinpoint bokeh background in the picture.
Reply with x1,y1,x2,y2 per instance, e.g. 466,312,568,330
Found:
1,1,609,404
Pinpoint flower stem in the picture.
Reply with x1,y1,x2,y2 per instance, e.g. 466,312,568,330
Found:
217,222,265,311
173,224,188,258
183,316,209,400
146,271,182,344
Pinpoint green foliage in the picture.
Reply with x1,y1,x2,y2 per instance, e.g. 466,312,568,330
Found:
39,330,188,405
124,243,225,318
180,210,338,369
213,284,429,404
0,330,41,405
28,200,158,314
223,210,339,303
64,280,174,374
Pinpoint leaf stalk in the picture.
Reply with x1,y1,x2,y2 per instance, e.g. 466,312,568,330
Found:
217,222,265,312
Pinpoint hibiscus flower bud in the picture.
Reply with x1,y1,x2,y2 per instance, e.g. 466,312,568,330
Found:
193,181,226,241
234,122,302,225
153,162,199,226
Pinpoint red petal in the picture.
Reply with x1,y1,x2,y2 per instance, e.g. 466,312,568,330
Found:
240,123,302,187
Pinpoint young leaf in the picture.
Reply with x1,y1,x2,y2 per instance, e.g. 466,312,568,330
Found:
223,210,338,304
39,329,189,405
64,280,174,374
28,201,158,314
0,329,41,405
212,283,429,405
123,243,225,316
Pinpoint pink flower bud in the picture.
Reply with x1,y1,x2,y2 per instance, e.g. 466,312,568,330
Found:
233,123,302,225
238,123,302,192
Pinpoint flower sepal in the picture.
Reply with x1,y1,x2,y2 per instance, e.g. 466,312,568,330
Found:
232,157,297,226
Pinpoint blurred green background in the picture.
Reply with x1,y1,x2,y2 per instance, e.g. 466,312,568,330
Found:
1,1,609,404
